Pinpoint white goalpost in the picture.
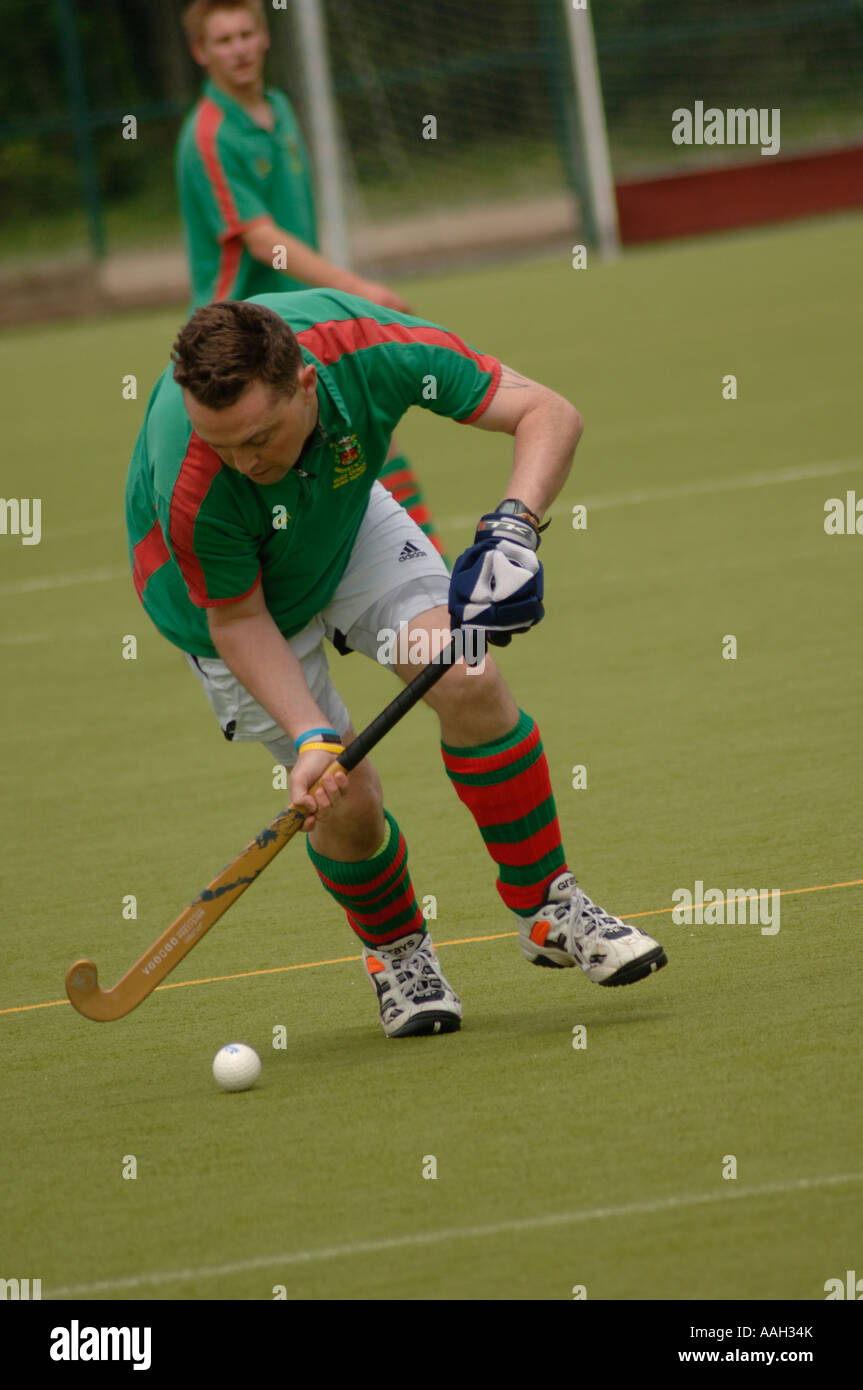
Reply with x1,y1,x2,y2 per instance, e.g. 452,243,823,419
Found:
562,1,621,257
293,0,352,266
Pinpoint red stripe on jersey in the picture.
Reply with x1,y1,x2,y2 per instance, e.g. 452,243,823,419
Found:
204,572,263,608
169,433,225,605
132,519,170,600
195,99,240,234
296,317,501,419
194,98,244,300
214,235,243,302
459,358,502,423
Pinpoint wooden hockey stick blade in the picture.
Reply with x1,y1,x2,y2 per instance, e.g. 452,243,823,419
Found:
65,799,308,1021
66,636,458,1021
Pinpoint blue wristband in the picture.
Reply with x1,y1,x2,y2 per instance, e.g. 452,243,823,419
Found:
294,726,340,753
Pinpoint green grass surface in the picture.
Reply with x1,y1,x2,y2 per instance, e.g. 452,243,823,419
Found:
1,214,861,1301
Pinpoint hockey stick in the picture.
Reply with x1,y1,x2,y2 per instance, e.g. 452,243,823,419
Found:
66,635,459,1022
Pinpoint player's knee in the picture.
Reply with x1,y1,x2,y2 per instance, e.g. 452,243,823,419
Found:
426,652,509,718
342,758,383,821
325,759,384,854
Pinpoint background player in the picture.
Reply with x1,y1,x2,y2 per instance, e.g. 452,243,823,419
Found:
177,0,445,558
126,289,667,1038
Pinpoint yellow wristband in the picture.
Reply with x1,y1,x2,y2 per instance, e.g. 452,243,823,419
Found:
297,742,345,755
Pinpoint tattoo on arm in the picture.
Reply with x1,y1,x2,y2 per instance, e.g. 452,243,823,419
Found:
498,364,531,389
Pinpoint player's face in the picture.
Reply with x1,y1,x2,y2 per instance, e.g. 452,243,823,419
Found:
195,8,269,90
185,367,320,486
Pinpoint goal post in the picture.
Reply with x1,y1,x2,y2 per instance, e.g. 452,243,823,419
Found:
561,1,620,257
293,0,352,267
288,0,621,269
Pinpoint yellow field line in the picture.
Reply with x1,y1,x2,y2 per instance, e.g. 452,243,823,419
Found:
3,876,861,1017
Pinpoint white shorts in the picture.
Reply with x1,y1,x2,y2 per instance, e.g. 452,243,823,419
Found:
184,482,450,766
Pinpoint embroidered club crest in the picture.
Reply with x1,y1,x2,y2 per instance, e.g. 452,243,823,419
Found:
331,434,366,488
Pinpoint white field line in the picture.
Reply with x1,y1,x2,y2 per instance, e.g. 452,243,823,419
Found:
442,457,861,531
559,458,861,514
0,566,126,598
47,1169,863,1298
2,458,858,602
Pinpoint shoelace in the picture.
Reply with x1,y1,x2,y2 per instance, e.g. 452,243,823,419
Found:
395,946,443,1001
543,892,624,941
579,896,630,934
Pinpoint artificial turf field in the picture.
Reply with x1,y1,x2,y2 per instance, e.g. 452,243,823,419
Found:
1,213,861,1303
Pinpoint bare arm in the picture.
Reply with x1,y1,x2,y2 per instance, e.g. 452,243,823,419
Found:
242,218,412,313
471,364,584,520
207,581,325,740
207,583,346,827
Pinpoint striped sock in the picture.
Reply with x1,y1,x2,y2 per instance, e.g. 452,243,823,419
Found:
441,710,568,917
379,452,449,566
306,810,425,947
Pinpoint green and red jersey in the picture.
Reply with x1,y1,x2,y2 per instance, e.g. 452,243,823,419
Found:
176,81,317,306
125,290,502,656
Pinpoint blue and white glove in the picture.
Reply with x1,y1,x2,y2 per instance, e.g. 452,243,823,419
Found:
449,502,544,648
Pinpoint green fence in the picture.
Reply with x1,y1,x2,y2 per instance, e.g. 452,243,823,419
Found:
1,0,861,265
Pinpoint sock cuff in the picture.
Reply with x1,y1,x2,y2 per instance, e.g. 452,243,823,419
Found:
441,709,534,762
306,808,401,886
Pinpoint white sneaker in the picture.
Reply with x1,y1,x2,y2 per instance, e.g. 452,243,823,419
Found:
363,931,463,1037
518,872,667,986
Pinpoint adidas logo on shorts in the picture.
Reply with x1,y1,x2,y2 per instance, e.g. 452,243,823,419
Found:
397,541,426,562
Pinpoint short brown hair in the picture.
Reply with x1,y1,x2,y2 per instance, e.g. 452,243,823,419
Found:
182,0,266,50
172,301,304,409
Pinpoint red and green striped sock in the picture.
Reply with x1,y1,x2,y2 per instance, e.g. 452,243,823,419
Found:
441,710,568,917
379,452,449,566
306,810,425,946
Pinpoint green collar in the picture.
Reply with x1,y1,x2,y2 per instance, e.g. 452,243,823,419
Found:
202,79,278,129
301,348,352,437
